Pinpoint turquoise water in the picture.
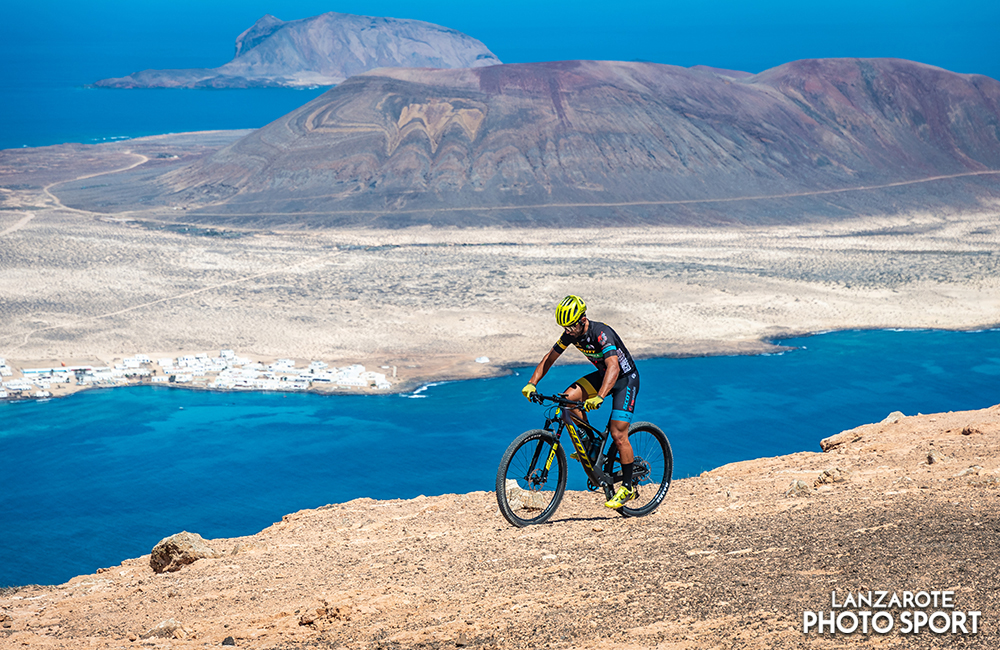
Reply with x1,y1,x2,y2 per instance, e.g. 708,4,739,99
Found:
2,329,1000,587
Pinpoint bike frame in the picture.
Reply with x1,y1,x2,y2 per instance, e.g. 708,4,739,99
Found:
536,394,618,490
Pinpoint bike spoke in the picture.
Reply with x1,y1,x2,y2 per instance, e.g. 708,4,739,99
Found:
615,423,673,518
496,430,567,527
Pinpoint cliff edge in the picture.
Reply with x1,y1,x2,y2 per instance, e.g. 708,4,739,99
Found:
2,405,998,648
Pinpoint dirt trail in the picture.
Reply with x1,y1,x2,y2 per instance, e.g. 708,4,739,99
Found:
0,153,148,237
41,152,149,214
0,212,35,237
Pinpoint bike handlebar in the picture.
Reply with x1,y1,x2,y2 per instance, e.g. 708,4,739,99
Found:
529,392,584,409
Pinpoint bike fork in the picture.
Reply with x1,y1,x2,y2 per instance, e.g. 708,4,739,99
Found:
525,438,558,485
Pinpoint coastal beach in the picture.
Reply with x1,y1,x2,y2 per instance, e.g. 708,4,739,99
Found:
2,137,999,393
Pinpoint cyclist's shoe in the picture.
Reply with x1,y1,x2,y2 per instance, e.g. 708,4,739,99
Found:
605,484,637,509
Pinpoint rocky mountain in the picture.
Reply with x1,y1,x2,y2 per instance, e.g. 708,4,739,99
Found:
67,58,1000,227
92,12,500,89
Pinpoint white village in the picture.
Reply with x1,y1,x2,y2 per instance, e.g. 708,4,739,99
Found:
0,350,395,401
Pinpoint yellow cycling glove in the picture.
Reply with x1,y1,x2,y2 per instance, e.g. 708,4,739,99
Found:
584,395,604,411
522,383,537,401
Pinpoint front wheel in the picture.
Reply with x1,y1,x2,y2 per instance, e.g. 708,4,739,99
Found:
496,429,567,527
605,421,673,518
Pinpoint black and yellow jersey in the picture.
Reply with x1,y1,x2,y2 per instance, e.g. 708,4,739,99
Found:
553,320,636,375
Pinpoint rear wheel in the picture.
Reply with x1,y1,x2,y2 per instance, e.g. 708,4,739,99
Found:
604,421,673,518
496,429,567,527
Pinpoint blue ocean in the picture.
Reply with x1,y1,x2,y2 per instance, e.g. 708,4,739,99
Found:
2,329,1000,587
0,23,329,151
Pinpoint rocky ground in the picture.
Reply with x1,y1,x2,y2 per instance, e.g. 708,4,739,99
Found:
2,405,998,649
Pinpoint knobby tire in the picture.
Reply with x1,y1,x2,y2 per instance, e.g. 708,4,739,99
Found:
496,429,567,527
605,421,673,518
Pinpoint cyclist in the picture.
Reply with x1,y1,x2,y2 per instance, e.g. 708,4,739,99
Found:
521,295,640,509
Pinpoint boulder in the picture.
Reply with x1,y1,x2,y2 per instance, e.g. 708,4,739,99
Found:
504,479,552,511
150,531,221,573
141,618,187,639
784,480,812,497
881,411,906,424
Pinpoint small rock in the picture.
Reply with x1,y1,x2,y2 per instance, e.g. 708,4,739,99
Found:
784,480,812,497
955,465,982,478
299,604,350,626
141,619,184,640
927,450,943,465
814,467,851,486
150,531,221,573
961,426,982,436
882,411,906,424
222,636,236,646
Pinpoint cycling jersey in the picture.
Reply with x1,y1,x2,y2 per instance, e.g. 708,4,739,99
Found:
553,320,639,422
553,320,637,376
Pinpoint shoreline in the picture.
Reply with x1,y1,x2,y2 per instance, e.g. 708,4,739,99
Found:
4,325,998,404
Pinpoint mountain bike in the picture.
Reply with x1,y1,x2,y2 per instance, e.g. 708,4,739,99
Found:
496,391,673,527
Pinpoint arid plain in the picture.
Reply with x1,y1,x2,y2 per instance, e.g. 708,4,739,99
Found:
2,133,999,387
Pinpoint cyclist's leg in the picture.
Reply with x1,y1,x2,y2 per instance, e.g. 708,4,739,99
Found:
607,373,640,495
564,370,603,426
607,371,639,462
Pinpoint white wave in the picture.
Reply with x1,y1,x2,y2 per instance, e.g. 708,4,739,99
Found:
402,380,453,399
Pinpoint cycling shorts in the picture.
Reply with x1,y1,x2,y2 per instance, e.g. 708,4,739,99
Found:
573,369,639,423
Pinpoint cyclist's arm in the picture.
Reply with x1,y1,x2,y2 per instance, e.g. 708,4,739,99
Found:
528,346,562,385
596,351,620,398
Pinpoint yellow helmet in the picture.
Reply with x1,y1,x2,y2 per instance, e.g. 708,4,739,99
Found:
555,295,587,327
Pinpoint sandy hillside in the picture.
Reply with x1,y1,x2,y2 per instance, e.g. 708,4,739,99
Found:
2,404,998,649
3,137,1000,387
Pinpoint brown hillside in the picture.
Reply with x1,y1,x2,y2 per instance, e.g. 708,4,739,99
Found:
57,58,1000,228
2,405,998,649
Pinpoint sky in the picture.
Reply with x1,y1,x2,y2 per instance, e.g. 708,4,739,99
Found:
3,0,999,80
